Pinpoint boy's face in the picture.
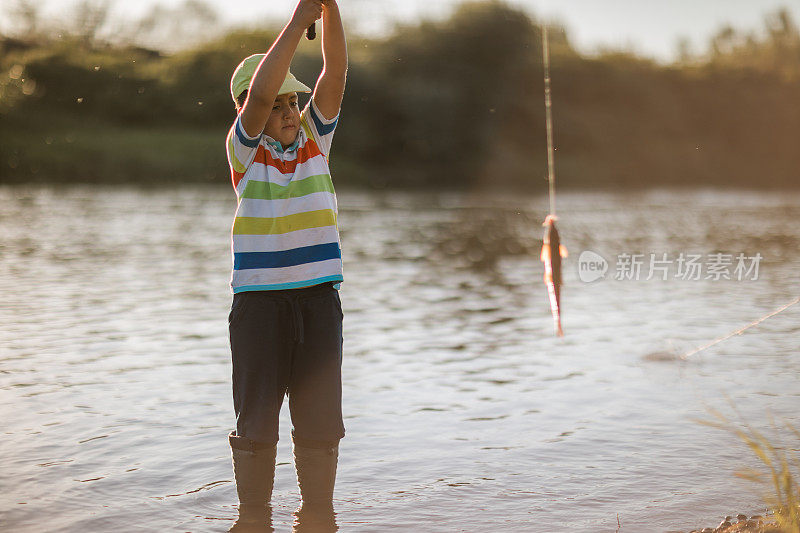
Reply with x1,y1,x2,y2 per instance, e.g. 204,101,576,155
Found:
264,92,301,148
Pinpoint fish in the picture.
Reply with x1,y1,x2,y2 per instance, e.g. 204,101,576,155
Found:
540,215,567,336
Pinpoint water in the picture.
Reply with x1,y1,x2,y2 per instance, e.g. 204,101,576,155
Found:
1,186,798,532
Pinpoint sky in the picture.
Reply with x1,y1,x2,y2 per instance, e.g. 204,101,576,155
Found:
6,0,800,62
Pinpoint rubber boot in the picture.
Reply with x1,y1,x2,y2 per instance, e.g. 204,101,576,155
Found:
293,436,338,512
229,432,277,527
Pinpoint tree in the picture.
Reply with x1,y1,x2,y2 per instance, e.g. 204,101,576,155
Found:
6,0,41,39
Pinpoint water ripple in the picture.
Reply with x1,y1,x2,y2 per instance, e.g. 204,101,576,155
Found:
1,187,798,532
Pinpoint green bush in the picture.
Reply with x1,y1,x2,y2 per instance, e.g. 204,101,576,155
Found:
1,1,799,187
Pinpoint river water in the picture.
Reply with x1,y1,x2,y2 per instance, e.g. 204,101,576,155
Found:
1,186,798,532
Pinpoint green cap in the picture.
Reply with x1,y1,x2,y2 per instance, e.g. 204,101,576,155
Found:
230,53,312,103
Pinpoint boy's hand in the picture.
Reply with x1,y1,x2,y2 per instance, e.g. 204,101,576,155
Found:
291,0,324,30
321,0,339,14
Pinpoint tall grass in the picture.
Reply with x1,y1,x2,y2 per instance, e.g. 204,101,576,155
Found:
702,409,800,533
0,113,226,183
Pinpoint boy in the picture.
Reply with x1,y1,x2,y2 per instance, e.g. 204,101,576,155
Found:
224,0,347,523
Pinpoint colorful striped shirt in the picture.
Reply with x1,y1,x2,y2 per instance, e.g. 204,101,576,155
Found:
225,99,342,293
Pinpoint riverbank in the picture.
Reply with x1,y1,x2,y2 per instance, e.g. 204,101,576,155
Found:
3,3,800,189
683,513,783,533
0,113,223,184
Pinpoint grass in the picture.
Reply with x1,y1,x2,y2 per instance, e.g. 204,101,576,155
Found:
0,113,227,184
701,408,800,533
0,111,374,187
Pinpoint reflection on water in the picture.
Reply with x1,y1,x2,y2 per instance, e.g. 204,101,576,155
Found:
1,186,799,532
427,201,539,274
227,498,338,532
229,508,274,533
292,507,338,533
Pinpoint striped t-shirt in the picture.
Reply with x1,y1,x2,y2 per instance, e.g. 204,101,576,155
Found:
225,99,342,293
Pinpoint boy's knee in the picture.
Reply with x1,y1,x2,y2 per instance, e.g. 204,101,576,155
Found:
291,429,342,450
229,431,278,452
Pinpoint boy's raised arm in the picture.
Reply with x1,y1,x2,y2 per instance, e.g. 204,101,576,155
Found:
240,0,323,137
313,0,348,120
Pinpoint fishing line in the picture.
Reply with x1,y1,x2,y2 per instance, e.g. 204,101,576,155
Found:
680,295,800,359
539,25,566,337
542,25,556,217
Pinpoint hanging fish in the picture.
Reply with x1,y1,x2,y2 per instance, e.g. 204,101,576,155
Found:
541,214,567,336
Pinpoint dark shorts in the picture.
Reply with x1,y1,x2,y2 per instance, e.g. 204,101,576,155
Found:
229,282,345,448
